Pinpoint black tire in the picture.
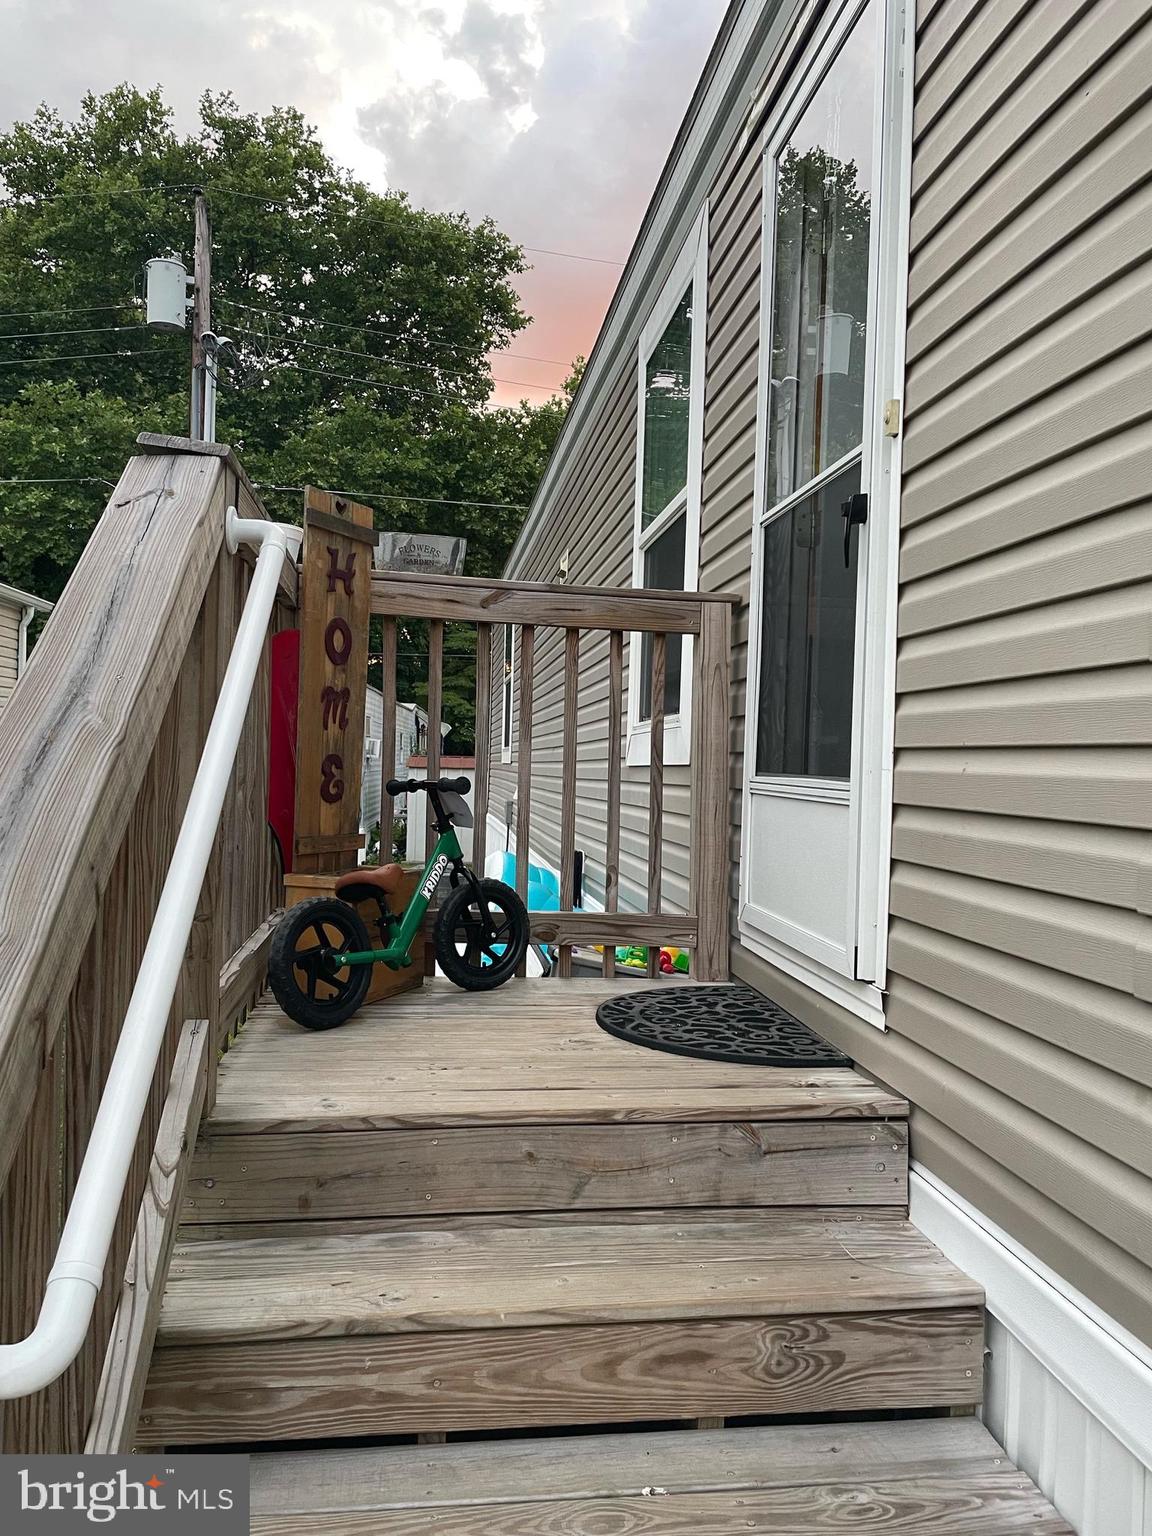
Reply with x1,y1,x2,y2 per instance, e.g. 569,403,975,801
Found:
434,877,529,991
268,897,373,1029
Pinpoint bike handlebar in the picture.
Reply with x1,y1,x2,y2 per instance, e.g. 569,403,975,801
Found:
386,776,472,797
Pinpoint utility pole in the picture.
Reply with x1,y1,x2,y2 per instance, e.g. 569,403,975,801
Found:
190,189,212,440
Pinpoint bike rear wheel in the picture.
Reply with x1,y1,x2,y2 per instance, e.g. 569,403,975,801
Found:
268,897,373,1029
434,877,529,991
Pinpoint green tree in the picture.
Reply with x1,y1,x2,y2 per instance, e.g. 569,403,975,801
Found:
0,85,571,613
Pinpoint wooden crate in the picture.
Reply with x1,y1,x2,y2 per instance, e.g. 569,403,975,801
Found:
282,869,424,1003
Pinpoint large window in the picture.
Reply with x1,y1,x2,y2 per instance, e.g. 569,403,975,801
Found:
629,207,708,764
754,0,876,781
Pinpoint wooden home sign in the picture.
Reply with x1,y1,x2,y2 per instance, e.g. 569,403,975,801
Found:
293,488,376,874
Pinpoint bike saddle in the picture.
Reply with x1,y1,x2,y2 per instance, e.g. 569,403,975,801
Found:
334,862,404,896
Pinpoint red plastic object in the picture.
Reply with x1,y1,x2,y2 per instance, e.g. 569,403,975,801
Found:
268,628,300,873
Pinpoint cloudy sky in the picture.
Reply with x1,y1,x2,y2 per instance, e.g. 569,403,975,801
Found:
0,0,728,405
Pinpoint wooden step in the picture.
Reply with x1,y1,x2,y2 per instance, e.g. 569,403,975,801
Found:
206,981,907,1135
186,1119,908,1222
138,1209,983,1444
246,1419,1072,1534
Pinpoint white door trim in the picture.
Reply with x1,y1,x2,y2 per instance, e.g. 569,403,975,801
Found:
737,0,914,1027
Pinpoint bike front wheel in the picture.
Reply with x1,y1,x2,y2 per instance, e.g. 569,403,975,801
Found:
268,897,373,1029
434,877,529,991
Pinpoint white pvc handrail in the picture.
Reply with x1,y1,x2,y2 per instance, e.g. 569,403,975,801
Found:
0,508,302,1399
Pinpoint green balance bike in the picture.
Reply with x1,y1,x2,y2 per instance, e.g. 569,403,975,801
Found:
269,776,530,1030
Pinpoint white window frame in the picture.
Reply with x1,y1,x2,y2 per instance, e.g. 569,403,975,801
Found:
500,624,515,764
627,204,709,768
736,0,913,1025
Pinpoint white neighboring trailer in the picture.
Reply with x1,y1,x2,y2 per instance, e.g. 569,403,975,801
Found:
362,691,429,839
0,581,53,707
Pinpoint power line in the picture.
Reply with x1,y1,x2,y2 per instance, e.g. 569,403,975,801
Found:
0,346,176,368
216,296,570,370
506,243,623,268
228,322,561,396
229,355,461,403
0,300,139,322
0,322,149,342
6,181,626,267
2,181,202,205
199,186,625,266
0,475,117,487
258,483,529,511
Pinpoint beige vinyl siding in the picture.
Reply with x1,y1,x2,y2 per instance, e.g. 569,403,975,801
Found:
739,0,1152,1348
0,602,20,706
884,0,1152,1340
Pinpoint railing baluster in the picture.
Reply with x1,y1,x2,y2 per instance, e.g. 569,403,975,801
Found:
515,624,536,977
423,619,444,975
472,621,492,879
690,601,732,981
424,620,444,860
603,629,623,979
558,628,580,978
647,631,666,978
378,616,397,867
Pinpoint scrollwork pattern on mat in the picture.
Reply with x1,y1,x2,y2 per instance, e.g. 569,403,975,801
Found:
596,983,851,1068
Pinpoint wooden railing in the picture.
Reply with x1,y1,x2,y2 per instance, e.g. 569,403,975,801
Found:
370,573,735,981
0,437,291,1453
0,446,733,1449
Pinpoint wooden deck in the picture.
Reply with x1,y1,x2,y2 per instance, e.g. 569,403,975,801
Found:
136,976,988,1448
206,978,907,1133
135,974,1064,1536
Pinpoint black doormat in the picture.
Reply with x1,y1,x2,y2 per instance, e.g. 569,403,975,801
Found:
596,983,851,1068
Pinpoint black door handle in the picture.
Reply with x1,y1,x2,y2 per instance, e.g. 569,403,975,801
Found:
841,492,868,568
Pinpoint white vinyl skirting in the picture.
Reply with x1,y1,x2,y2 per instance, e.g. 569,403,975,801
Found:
910,1166,1152,1536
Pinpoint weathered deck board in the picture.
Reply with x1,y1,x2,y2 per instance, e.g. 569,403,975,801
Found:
140,1307,983,1443
186,1120,907,1222
172,1202,915,1244
246,1418,1040,1516
157,1210,977,1344
251,1476,1072,1534
207,980,905,1132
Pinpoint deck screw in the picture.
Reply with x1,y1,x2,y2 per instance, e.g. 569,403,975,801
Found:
965,1369,973,1377
203,1178,215,1188
426,1193,432,1200
869,1135,876,1142
876,1163,886,1172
